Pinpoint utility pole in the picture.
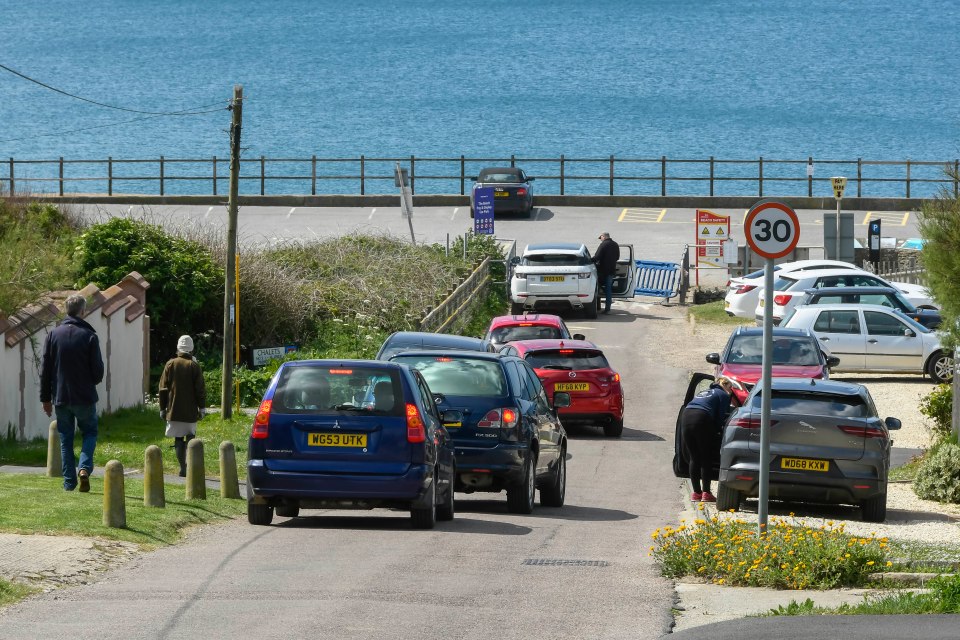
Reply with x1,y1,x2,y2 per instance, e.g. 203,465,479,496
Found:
221,85,242,418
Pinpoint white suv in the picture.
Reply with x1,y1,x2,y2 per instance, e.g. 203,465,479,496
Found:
510,243,599,317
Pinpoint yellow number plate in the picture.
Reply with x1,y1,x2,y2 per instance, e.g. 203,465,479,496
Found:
724,301,731,308
494,191,509,198
760,299,765,307
542,275,565,282
780,457,829,472
307,433,367,447
555,382,590,392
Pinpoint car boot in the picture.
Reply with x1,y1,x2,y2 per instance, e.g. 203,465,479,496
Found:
174,438,187,477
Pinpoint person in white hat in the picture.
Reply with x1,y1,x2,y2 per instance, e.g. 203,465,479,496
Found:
158,335,206,476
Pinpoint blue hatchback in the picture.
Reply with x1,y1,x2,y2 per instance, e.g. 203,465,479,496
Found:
246,360,456,529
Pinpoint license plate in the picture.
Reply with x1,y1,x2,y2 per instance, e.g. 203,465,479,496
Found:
760,299,765,307
307,433,367,447
542,275,564,282
555,382,590,392
780,457,829,472
494,190,509,198
724,301,731,308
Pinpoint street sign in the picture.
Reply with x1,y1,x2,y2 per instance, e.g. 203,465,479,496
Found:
694,209,730,285
831,176,847,200
744,201,800,259
473,187,495,234
868,219,882,264
252,345,297,368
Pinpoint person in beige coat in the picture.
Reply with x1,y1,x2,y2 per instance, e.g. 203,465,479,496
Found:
159,335,206,476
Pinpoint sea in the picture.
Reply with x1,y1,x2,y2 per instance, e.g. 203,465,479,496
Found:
1,0,958,196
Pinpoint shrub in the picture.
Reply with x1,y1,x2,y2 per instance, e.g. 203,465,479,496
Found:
919,383,954,442
914,441,960,503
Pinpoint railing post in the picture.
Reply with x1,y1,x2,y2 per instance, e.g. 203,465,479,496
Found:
358,155,363,196
59,156,64,196
857,157,863,197
312,155,318,196
159,155,164,196
510,154,515,168
905,159,911,198
108,156,113,196
758,156,763,197
954,160,959,199
213,156,218,196
260,155,266,195
609,155,614,196
560,154,565,195
460,155,465,195
661,156,666,196
709,156,715,196
807,156,813,197
9,157,14,194
410,154,416,194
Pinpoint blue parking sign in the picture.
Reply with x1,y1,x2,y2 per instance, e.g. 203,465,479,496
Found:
473,186,495,235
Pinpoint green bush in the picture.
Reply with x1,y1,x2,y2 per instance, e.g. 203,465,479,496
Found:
914,441,960,503
920,383,954,442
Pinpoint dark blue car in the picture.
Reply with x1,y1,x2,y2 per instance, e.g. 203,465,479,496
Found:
246,360,456,529
388,351,570,514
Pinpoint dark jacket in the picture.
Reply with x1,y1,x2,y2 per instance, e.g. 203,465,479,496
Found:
159,353,206,422
40,315,104,406
684,383,731,429
593,238,620,277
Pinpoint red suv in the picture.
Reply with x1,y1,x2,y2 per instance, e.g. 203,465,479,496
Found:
499,339,625,437
484,314,584,350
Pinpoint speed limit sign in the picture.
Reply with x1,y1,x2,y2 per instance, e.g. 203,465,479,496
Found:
744,201,800,259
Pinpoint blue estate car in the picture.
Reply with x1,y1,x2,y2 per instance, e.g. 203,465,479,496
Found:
388,351,570,513
246,360,457,529
376,331,493,360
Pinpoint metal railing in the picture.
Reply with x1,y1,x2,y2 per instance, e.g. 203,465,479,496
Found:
2,155,959,199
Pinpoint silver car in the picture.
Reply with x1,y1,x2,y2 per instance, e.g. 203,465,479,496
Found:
781,303,953,383
716,377,900,522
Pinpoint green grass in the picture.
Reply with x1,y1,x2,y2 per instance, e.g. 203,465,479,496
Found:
689,300,752,326
0,577,39,607
0,406,251,480
889,452,926,482
0,473,245,547
767,574,960,616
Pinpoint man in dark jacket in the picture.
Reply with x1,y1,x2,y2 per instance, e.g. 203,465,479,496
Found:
40,294,104,492
592,232,620,314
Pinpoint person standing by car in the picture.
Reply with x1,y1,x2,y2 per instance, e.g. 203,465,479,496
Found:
40,294,105,492
680,376,733,502
592,232,620,314
159,335,206,477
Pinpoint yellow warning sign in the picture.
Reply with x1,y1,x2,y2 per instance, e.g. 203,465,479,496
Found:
715,226,726,235
701,227,710,234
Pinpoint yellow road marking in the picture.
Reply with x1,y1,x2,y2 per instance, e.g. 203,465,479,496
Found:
620,208,668,223
618,208,628,222
861,211,911,226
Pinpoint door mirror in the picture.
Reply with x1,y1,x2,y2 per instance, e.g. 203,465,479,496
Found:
552,391,571,409
510,256,521,266
827,356,841,368
706,353,721,365
904,329,915,337
572,333,585,340
469,176,478,182
884,417,901,431
441,409,464,425
526,176,535,182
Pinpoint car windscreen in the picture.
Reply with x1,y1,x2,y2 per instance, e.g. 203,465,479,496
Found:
524,349,609,370
390,356,508,397
521,253,590,267
272,365,403,416
491,325,563,344
479,171,520,183
751,391,869,417
728,335,822,366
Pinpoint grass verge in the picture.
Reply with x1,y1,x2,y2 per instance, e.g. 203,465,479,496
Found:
767,574,960,615
0,473,245,547
689,300,751,326
0,577,40,607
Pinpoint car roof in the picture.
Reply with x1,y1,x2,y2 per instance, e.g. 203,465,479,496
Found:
766,377,865,395
505,339,598,352
480,166,522,175
779,268,875,280
523,242,586,253
281,358,405,371
794,303,906,313
803,286,898,296
489,314,565,328
380,331,487,349
388,350,508,363
732,326,813,337
777,259,858,270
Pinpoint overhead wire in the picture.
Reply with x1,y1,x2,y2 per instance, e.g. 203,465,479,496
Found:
0,106,229,143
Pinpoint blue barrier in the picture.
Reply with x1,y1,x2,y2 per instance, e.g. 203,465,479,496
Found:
634,260,681,301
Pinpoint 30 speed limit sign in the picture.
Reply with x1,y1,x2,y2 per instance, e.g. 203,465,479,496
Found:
744,201,800,259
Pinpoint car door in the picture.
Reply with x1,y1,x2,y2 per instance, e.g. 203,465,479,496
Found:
612,243,637,299
673,372,717,478
863,309,925,371
519,361,561,475
809,309,866,370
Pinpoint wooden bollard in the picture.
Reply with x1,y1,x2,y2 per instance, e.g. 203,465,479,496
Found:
219,441,241,499
185,439,206,500
46,421,61,478
143,445,165,507
103,460,126,528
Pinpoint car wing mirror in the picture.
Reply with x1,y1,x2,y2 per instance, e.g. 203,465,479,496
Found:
552,391,571,409
827,356,841,368
884,417,901,431
706,353,721,365
572,333,585,340
441,409,464,425
510,256,521,266
469,176,478,182
904,329,916,337
433,393,447,405
526,177,536,182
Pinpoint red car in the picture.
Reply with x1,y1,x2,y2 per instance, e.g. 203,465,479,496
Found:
705,326,840,405
484,313,585,350
499,339,624,437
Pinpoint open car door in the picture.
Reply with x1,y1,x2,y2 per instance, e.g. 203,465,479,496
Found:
611,243,637,299
673,372,717,478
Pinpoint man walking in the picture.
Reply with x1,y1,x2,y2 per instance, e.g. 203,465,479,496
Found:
40,294,104,492
592,232,620,314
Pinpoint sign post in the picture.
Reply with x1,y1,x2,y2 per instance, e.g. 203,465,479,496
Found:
396,162,416,244
744,200,800,536
830,176,847,260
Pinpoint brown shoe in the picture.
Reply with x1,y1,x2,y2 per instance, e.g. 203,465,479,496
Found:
78,469,90,493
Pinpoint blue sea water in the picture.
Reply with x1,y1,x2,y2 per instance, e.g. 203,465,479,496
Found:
1,0,958,196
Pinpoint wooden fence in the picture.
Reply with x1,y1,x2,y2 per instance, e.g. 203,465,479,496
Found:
419,258,492,333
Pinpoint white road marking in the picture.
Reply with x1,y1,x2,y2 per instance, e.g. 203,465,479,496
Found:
127,206,133,215
287,207,296,219
205,206,213,219
533,207,542,221
451,207,459,220
368,207,377,220
306,226,319,239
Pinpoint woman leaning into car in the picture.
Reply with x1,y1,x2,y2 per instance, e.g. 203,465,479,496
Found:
681,376,733,502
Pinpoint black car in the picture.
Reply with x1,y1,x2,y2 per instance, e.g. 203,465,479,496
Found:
469,167,535,218
793,286,942,329
376,331,493,360
388,351,569,513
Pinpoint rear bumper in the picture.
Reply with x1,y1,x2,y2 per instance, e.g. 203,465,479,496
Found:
719,461,887,504
453,442,528,490
247,461,432,506
513,293,596,309
559,405,623,423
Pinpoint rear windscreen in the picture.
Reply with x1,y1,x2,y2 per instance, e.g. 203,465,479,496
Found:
522,254,590,267
751,391,868,417
273,366,403,416
728,335,822,366
525,350,608,370
391,356,508,397
491,325,562,343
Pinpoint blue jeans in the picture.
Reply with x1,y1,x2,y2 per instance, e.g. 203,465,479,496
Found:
55,404,98,491
601,273,614,310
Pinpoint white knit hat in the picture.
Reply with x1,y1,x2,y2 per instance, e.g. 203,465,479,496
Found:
177,335,194,353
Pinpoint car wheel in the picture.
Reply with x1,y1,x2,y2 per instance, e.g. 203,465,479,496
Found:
275,502,300,518
861,492,887,523
525,204,534,219
603,418,623,438
247,501,274,526
411,476,437,529
927,351,954,383
507,453,537,514
540,450,566,507
437,466,456,522
510,302,525,315
715,482,741,512
584,296,598,319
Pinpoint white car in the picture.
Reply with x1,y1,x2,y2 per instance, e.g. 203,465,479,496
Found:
755,268,936,325
724,259,861,319
509,242,637,318
781,303,953,383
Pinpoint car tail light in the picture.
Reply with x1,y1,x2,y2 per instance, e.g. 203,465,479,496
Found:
501,408,519,428
517,188,527,196
514,272,526,280
729,416,777,429
478,408,519,429
735,285,757,294
578,273,592,279
406,403,426,443
559,349,574,354
252,399,272,439
773,294,792,306
725,280,731,287
838,424,886,438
